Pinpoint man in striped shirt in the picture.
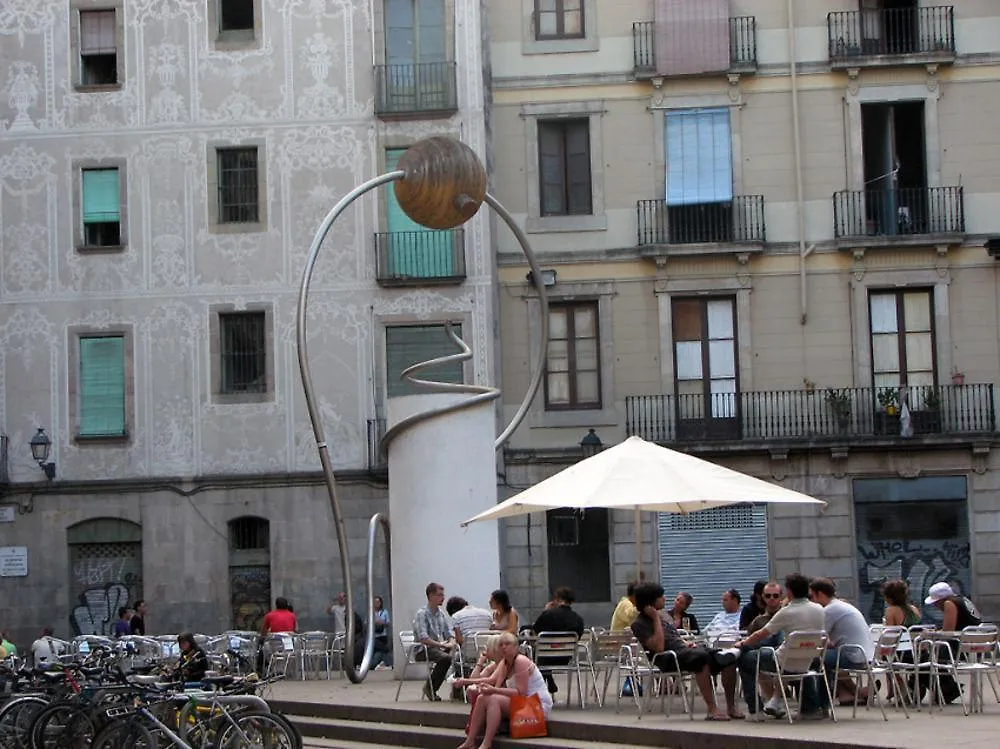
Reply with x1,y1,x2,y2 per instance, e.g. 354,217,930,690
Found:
447,597,494,639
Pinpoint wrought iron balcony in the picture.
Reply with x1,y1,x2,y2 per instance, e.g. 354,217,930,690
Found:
374,229,465,286
374,61,457,118
828,6,955,66
632,17,757,77
367,418,386,473
626,384,996,446
637,196,765,247
833,187,964,240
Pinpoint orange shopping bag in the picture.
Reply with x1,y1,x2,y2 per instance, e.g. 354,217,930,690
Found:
508,693,547,739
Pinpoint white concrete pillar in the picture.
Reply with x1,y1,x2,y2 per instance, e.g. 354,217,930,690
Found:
387,392,500,674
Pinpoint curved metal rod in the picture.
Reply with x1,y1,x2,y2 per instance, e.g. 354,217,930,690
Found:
357,513,391,675
486,192,549,447
295,170,402,684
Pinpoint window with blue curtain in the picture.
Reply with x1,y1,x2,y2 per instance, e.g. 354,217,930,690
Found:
665,108,733,206
82,168,120,224
79,335,126,437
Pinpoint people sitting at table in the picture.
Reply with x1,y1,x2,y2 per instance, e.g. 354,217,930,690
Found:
923,581,981,704
448,596,494,640
808,577,873,705
882,579,922,628
667,591,699,632
630,582,742,721
737,580,784,714
456,632,552,749
415,581,462,702
704,588,742,638
489,589,520,634
736,572,827,720
739,580,767,630
532,586,585,695
610,580,640,632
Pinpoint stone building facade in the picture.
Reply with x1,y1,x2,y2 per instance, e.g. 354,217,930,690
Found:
0,0,495,645
490,0,1000,626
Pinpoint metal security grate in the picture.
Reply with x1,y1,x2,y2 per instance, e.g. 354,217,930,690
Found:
220,312,266,394
217,147,259,223
665,504,760,531
229,517,269,551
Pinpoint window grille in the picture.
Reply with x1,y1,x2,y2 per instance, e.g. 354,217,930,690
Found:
220,312,266,394
665,504,760,531
217,147,259,224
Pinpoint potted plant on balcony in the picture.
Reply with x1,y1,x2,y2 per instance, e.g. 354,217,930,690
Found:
875,387,901,435
914,386,942,434
824,388,852,433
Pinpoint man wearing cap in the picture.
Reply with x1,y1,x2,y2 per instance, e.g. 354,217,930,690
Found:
923,582,982,704
925,582,981,632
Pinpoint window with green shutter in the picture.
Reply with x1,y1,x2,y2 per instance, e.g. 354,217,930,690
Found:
79,336,127,437
82,168,121,247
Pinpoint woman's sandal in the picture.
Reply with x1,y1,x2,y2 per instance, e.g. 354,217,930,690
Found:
705,713,731,721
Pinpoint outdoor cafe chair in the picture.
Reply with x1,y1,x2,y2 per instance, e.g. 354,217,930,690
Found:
394,630,433,702
614,642,660,717
755,630,837,724
299,631,334,680
591,629,636,707
833,626,910,721
932,625,1000,715
534,632,585,707
263,632,297,678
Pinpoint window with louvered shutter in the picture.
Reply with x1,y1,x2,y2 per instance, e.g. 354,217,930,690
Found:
81,168,121,247
79,336,126,437
385,324,463,398
79,10,118,86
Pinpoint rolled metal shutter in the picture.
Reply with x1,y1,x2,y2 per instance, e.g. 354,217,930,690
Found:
657,504,768,627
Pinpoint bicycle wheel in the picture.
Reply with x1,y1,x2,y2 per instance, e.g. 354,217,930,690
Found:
0,696,48,749
91,717,157,749
213,711,297,749
29,703,96,749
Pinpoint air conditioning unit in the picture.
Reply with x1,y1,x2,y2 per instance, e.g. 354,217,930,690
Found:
987,237,1000,259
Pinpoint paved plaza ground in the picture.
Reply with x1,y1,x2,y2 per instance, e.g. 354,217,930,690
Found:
269,671,1000,749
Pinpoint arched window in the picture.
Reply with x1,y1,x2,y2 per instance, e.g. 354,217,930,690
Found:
67,518,143,637
228,517,271,631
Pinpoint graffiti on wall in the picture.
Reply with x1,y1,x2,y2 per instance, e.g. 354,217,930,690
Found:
71,583,130,636
857,539,971,623
72,556,138,590
230,565,271,632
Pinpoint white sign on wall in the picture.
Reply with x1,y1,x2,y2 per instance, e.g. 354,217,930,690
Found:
0,547,28,577
0,506,14,523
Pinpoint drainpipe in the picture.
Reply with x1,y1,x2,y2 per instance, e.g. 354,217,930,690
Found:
788,0,809,325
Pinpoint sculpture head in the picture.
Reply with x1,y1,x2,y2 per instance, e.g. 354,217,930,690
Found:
393,137,487,230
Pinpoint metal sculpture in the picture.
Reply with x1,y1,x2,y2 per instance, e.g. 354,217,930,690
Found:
295,137,549,682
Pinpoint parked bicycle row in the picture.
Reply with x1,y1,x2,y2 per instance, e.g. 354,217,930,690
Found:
0,636,300,749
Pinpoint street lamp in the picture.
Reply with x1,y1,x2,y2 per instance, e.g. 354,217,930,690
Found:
29,428,56,480
580,428,603,458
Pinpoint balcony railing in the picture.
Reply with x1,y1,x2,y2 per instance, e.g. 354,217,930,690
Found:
828,6,955,64
833,187,964,239
632,17,757,76
375,229,465,286
637,196,765,246
626,384,996,445
374,61,457,117
367,418,386,472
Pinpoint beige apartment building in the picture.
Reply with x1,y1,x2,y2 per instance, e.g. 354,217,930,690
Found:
0,0,495,644
490,0,1000,626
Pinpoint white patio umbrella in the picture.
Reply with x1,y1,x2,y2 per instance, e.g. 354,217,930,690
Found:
462,436,825,576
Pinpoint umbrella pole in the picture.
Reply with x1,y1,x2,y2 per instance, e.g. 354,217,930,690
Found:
634,508,642,581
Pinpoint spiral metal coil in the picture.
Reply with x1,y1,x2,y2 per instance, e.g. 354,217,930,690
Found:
296,165,549,684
